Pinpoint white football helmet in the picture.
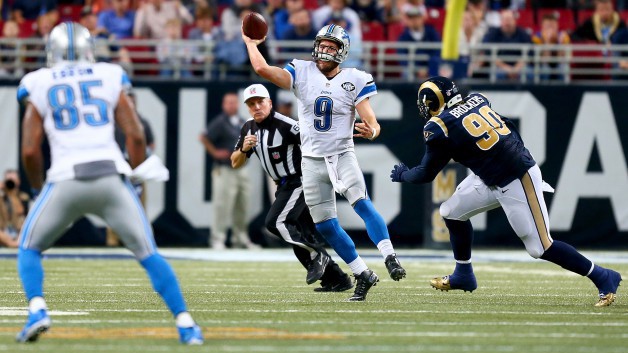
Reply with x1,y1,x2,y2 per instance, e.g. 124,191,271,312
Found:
312,24,351,63
46,22,95,67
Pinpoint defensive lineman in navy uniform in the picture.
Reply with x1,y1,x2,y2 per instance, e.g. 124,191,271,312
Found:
391,76,622,307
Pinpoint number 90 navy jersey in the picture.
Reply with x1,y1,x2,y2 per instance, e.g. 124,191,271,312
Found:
424,93,535,187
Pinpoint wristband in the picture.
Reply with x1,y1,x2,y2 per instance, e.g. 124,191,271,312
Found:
369,128,377,140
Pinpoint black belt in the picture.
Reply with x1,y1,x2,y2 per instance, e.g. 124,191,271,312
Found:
275,175,300,186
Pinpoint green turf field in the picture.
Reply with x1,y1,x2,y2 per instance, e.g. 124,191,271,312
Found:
0,254,626,352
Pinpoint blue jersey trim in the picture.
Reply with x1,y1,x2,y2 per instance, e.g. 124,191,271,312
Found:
356,84,377,100
284,64,296,83
17,86,29,102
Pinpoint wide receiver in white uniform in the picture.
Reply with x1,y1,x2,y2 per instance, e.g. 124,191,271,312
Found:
243,24,406,301
15,22,203,344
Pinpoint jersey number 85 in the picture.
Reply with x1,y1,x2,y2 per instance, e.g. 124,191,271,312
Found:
48,80,109,130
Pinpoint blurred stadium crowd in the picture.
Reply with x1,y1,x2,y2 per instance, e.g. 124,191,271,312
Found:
2,0,628,82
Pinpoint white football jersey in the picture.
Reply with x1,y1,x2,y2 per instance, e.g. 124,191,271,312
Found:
18,62,132,182
284,59,377,157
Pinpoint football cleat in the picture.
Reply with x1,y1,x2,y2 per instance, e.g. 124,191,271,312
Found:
314,274,354,292
16,309,51,343
178,324,204,345
430,273,477,293
384,253,406,281
594,269,622,307
306,252,330,285
348,269,379,301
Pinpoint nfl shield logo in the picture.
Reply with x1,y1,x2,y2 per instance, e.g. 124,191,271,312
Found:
272,152,280,159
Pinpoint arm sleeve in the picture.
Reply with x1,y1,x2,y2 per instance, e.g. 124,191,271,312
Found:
401,144,451,184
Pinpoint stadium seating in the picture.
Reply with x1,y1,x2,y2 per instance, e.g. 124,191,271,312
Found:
516,9,536,32
18,20,37,38
426,7,446,35
58,4,83,22
362,21,385,42
570,43,611,81
386,22,405,42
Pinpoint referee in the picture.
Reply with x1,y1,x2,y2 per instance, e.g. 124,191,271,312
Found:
231,84,352,291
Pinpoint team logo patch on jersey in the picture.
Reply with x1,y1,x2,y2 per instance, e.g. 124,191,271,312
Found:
424,131,433,141
341,82,355,92
272,152,280,160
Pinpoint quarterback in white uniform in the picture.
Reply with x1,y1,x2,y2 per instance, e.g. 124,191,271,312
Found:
15,22,203,344
244,23,405,301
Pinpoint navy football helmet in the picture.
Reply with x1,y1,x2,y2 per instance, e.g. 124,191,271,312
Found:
417,76,462,121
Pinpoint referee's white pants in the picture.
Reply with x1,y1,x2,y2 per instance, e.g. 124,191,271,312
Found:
210,165,251,248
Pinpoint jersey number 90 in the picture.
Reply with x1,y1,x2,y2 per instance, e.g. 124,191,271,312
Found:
48,80,109,130
314,96,333,132
462,106,511,150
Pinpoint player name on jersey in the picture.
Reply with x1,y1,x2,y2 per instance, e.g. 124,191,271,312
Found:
449,95,486,118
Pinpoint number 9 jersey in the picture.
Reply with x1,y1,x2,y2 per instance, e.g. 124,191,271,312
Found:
17,62,133,182
283,59,377,157
424,93,536,187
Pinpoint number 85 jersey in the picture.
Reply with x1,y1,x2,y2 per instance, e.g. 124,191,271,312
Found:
284,59,377,157
425,93,536,187
17,62,132,182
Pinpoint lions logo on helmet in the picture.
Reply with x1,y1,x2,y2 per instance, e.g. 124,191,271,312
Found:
46,22,95,67
417,76,462,121
312,24,351,63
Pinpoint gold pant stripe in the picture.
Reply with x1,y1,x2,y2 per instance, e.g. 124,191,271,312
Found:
521,172,552,250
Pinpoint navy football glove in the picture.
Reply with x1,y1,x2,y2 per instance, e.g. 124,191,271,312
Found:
390,163,409,182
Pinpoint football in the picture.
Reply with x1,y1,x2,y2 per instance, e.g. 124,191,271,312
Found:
243,12,268,40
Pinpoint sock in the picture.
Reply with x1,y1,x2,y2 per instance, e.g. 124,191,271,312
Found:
17,248,44,301
587,264,608,289
315,218,358,264
540,241,592,276
29,296,47,314
376,239,395,258
347,257,369,275
140,254,188,317
353,199,390,245
444,219,473,261
175,312,195,328
453,262,474,276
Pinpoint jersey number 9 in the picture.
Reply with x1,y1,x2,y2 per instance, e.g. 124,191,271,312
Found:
48,80,109,130
314,96,333,132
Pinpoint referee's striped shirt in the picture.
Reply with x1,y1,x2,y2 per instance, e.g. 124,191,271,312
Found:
234,111,302,182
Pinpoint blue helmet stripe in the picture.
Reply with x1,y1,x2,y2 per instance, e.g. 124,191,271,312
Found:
327,24,335,34
67,22,74,61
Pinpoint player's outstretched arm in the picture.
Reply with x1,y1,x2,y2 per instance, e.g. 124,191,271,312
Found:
354,98,381,140
115,92,146,168
390,146,450,184
242,30,291,90
21,103,45,191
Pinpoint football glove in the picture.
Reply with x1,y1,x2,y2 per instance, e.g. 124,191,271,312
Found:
390,163,409,182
